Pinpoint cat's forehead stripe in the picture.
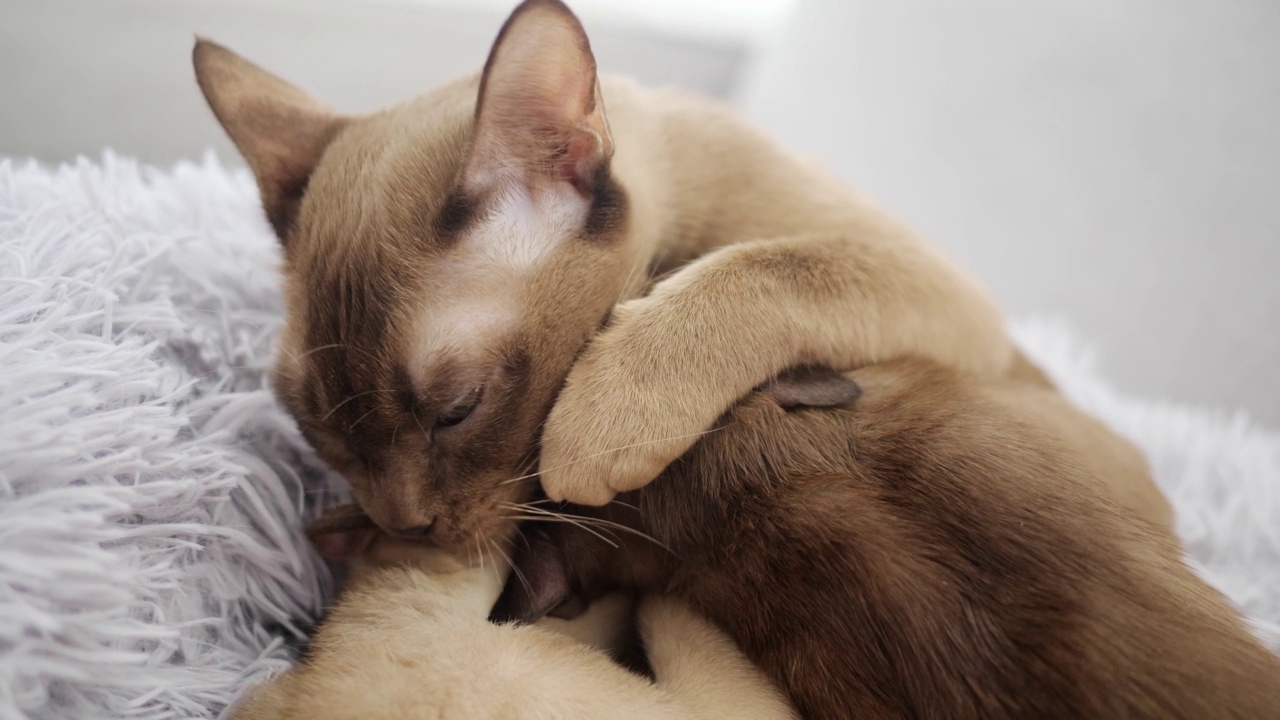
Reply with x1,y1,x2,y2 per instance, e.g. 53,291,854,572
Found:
461,185,585,271
403,183,588,389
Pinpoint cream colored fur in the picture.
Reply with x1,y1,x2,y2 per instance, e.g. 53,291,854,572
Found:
230,538,797,720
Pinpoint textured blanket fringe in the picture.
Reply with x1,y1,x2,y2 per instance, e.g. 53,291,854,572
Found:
0,152,340,720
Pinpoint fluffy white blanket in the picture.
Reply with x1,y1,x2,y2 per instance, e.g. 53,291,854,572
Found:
0,153,1276,720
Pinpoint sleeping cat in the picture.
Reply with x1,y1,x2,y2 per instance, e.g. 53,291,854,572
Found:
191,0,1176,545
229,506,796,720
492,360,1280,719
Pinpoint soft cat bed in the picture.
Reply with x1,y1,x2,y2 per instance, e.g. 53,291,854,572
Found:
1,152,1276,719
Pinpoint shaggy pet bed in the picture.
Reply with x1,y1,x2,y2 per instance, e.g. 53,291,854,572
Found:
0,152,1277,719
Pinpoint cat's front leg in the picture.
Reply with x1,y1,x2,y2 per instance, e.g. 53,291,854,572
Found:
638,595,799,719
539,232,1013,505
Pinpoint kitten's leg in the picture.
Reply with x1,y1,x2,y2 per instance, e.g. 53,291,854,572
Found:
540,232,1013,504
639,595,798,720
535,592,638,659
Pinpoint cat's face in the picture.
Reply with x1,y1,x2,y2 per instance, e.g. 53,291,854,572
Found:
196,1,637,546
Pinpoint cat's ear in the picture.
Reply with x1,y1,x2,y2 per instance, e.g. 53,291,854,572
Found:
463,0,614,196
193,39,348,242
305,503,379,561
489,525,586,624
761,366,862,409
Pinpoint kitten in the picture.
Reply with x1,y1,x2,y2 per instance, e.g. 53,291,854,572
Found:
192,0,1164,545
492,361,1280,719
229,507,796,720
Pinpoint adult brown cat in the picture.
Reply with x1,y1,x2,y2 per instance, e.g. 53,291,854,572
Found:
192,0,1176,546
491,360,1280,719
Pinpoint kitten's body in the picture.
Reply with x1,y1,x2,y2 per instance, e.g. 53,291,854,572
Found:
231,532,796,720
494,358,1280,719
192,0,1173,545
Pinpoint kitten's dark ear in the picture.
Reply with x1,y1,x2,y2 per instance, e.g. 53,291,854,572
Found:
489,525,585,624
193,38,348,242
464,0,613,196
305,503,378,561
762,366,862,409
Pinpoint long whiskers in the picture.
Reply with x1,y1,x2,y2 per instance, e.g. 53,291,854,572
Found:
410,408,430,444
268,341,386,371
321,389,393,421
615,250,652,306
500,425,729,487
501,504,619,548
487,538,531,599
501,502,673,554
303,342,384,366
348,406,379,431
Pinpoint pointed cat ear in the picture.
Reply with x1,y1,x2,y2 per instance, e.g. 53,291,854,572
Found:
193,38,348,241
305,503,378,561
464,0,614,195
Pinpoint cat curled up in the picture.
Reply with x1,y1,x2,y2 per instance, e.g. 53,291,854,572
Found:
193,0,1180,546
492,359,1280,720
230,507,797,720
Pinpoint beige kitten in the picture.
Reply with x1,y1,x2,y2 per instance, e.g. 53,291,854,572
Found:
230,510,796,720
194,0,1169,542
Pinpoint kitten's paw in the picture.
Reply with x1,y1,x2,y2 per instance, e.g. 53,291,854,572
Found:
538,296,708,505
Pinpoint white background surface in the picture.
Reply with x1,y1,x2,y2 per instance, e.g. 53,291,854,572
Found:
741,0,1280,425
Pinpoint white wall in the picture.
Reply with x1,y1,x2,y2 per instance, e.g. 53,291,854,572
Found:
5,0,1277,423
739,0,1280,425
0,0,745,166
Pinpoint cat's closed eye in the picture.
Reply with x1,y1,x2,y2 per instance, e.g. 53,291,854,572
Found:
437,386,483,428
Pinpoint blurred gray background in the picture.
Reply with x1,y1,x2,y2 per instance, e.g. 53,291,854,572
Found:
3,0,1277,425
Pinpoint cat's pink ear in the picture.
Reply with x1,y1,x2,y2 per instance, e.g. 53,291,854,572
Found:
463,0,614,196
193,39,347,242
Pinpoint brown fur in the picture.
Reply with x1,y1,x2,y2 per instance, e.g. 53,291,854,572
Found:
191,0,1094,544
493,358,1280,719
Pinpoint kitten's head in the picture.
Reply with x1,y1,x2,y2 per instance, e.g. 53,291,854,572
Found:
195,0,638,546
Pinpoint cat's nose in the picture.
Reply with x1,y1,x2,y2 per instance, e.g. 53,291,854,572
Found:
391,521,433,537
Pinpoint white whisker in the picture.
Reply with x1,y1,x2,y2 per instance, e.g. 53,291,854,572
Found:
501,510,619,549
488,538,530,598
410,408,430,444
322,389,384,421
504,502,671,553
348,406,378,431
500,425,728,486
